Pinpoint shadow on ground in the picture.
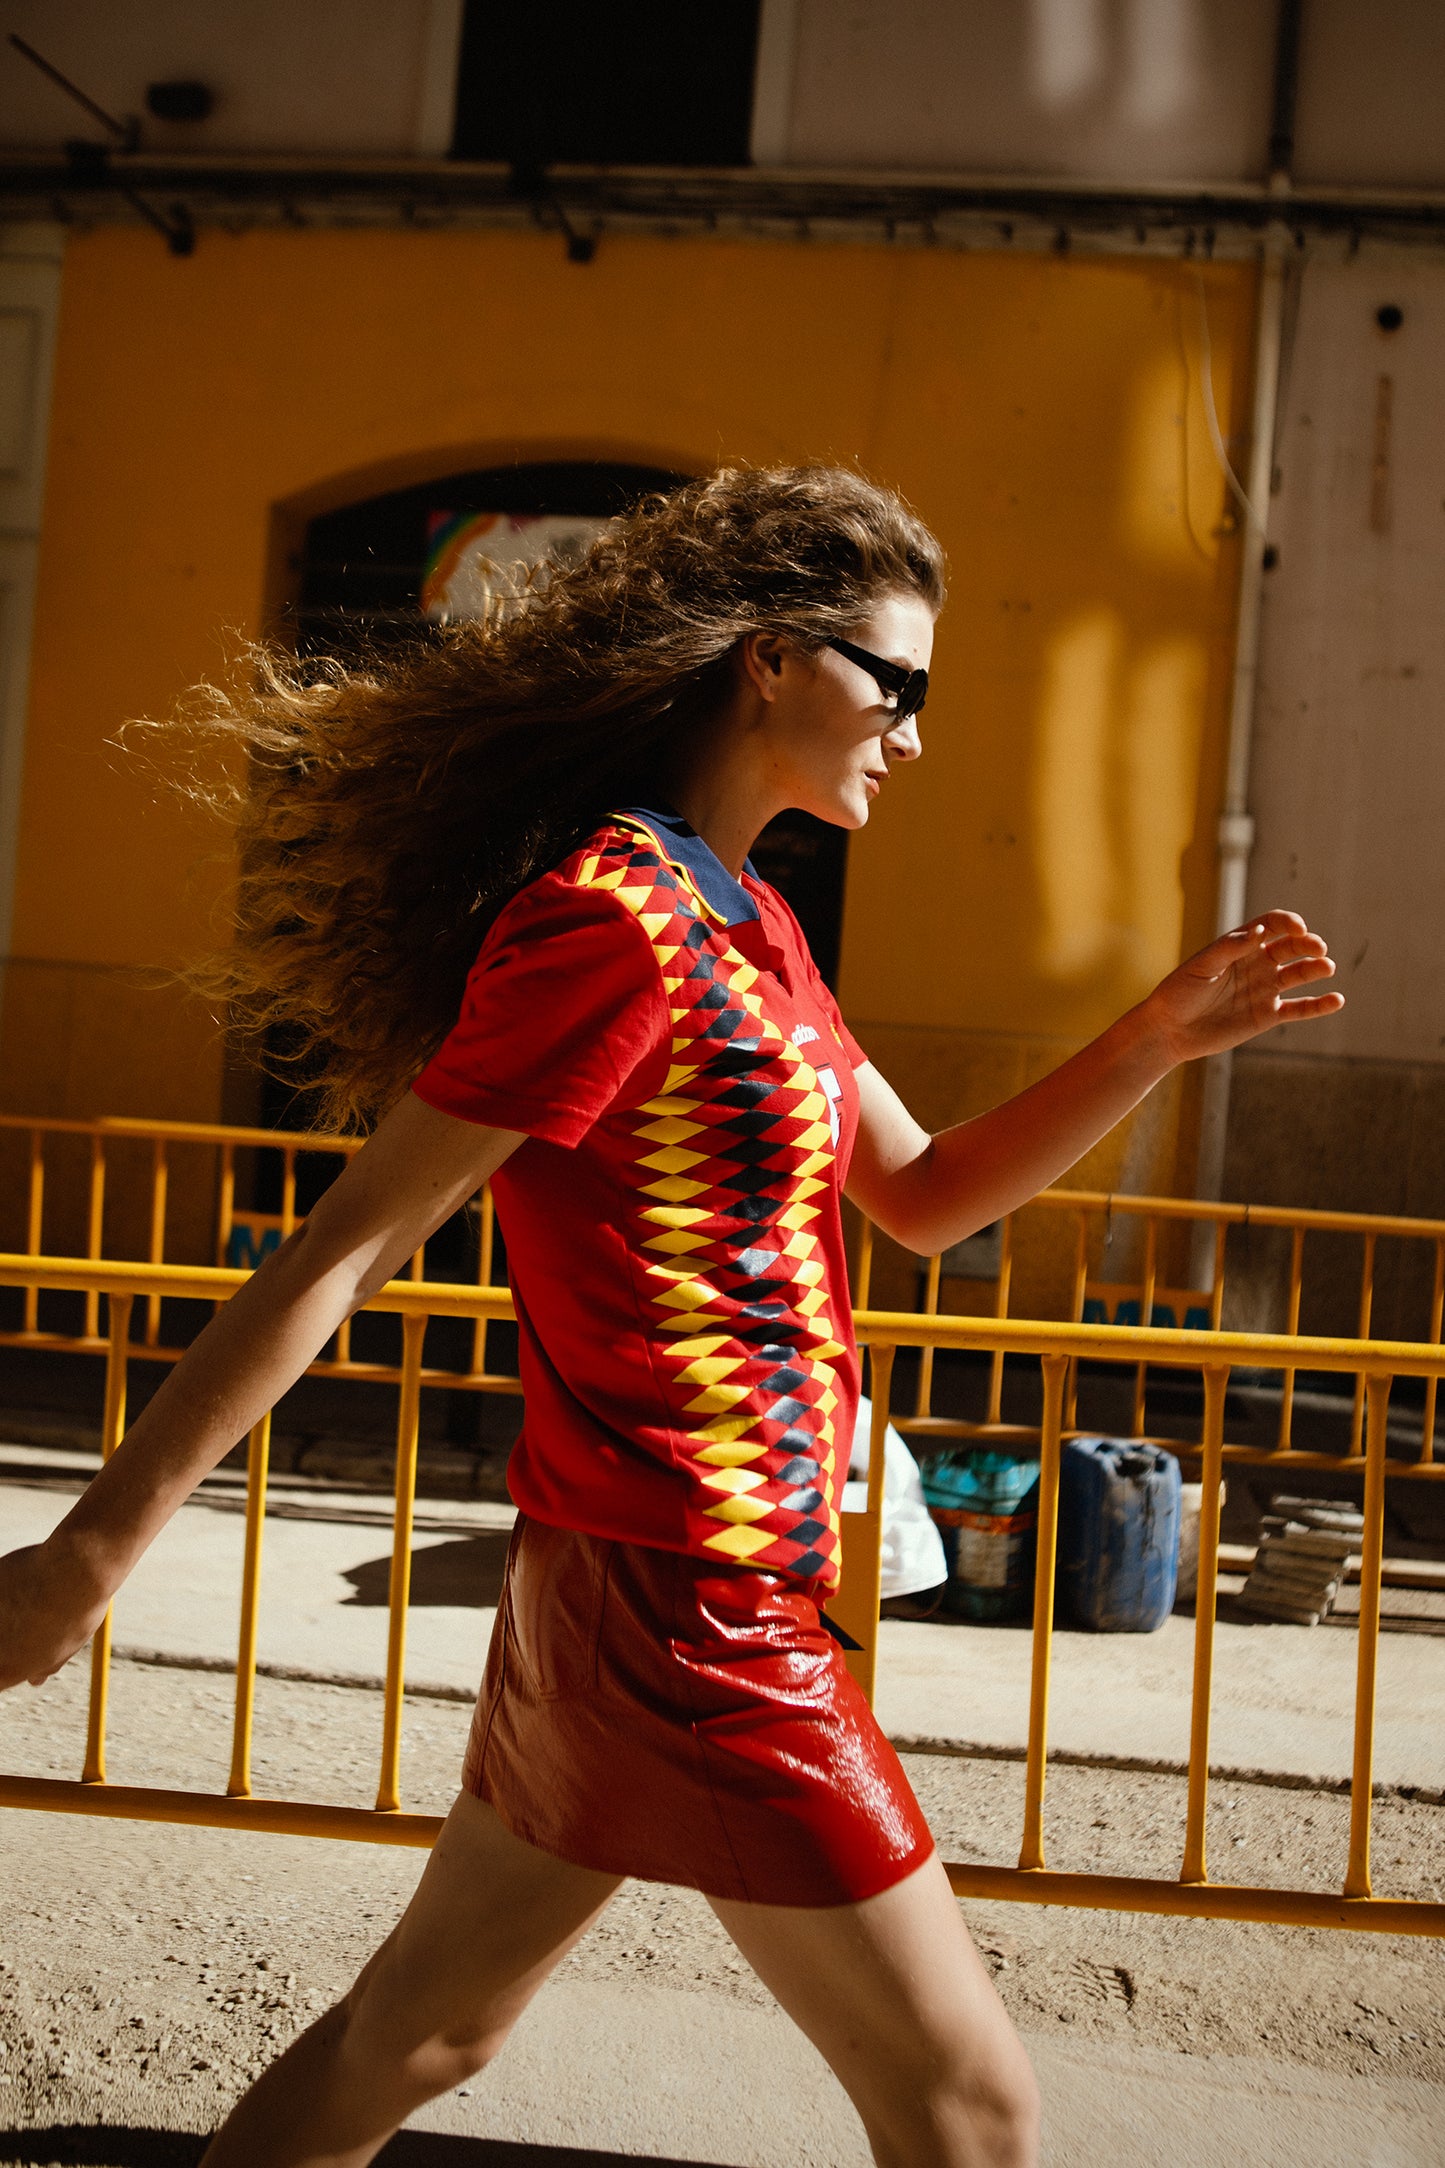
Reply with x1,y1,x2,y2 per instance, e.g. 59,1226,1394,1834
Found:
342,1531,513,1608
0,2126,742,2167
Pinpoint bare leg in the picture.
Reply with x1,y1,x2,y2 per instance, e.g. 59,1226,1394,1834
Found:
201,1790,620,2168
712,1851,1040,2168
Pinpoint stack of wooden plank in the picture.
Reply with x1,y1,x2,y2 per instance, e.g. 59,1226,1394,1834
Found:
1235,1495,1364,1625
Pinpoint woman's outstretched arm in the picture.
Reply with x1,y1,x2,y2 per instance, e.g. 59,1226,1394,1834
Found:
846,909,1343,1258
0,1095,523,1691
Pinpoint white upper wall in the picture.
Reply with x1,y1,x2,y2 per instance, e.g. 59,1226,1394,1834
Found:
1292,0,1445,191
784,0,1277,183
0,0,464,158
778,0,1445,191
2,0,1444,191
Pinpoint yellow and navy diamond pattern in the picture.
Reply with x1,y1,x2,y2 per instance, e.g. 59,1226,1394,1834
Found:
573,819,852,1581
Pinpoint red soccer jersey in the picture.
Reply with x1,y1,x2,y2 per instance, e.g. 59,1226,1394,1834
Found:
412,809,865,1586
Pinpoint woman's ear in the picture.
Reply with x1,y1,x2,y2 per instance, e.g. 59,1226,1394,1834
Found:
740,631,787,700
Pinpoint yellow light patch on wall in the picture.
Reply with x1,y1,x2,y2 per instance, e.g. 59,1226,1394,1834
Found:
1030,618,1206,996
1121,637,1207,987
1033,608,1121,983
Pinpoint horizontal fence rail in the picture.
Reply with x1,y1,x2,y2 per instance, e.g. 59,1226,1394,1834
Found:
3,1110,1443,1470
0,1249,1442,1939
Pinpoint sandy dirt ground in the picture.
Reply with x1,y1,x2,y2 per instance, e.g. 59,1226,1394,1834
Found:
1,1658,1443,2165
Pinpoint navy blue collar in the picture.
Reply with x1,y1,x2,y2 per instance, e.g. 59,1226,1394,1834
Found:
617,805,760,928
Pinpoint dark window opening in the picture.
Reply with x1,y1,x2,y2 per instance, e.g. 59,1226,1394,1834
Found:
451,1,762,168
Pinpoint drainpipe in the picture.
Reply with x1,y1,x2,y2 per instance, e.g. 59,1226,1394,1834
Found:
1190,0,1299,1283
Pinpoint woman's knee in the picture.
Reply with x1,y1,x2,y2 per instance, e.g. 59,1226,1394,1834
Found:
335,1965,516,2099
970,2047,1042,2164
869,2040,1041,2168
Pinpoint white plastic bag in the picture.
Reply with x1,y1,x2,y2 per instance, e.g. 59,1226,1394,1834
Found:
841,1393,948,1600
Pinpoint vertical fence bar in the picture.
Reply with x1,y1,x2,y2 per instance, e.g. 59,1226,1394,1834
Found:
1277,1225,1306,1453
853,1214,874,1311
226,1412,273,1799
1344,1372,1392,1900
375,1311,427,1814
1350,1234,1377,1456
280,1150,297,1237
470,1186,496,1376
83,1135,106,1341
836,1344,894,1706
1207,1219,1228,1332
1017,1353,1068,1873
914,1252,942,1417
216,1143,236,1268
82,1293,133,1785
1065,1212,1089,1428
1420,1241,1444,1465
1180,1364,1230,1886
22,1128,43,1333
986,1216,1015,1426
1131,1219,1159,1433
145,1141,168,1348
478,1184,496,1285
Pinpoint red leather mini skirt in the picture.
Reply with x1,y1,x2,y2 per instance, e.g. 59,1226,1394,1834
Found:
462,1512,934,1906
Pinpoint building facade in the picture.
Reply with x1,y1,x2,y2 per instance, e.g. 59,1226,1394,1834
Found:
1,1,1442,1328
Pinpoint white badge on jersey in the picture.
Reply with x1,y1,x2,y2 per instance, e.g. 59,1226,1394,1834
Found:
815,1062,843,1150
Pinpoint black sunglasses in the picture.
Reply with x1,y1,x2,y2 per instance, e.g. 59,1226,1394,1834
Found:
826,636,929,721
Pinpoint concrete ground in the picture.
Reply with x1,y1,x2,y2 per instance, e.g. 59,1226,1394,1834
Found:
4,1438,1445,2164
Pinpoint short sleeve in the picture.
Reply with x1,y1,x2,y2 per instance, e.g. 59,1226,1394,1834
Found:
412,874,669,1146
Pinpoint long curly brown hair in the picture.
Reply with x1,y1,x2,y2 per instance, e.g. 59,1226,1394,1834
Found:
181,464,945,1130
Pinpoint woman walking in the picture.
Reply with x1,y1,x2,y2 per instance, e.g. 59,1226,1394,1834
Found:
0,467,1341,2166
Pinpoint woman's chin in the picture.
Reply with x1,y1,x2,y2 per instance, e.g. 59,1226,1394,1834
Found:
832,785,872,829
793,793,868,831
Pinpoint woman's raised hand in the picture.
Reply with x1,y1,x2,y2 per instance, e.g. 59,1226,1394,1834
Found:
0,1541,110,1692
1143,910,1343,1067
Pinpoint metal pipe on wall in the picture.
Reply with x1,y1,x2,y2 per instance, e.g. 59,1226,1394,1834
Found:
1190,222,1287,1230
1190,0,1301,1280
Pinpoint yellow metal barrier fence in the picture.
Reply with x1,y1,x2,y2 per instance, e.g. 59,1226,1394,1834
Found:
3,1110,1443,1468
0,1250,1441,1941
0,1113,515,1397
854,1189,1445,1467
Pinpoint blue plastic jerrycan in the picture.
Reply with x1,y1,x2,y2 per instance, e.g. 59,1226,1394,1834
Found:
1057,1438,1181,1632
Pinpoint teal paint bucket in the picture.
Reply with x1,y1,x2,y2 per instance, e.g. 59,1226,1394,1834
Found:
919,1449,1041,1621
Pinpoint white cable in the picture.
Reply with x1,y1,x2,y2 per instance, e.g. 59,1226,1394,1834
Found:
1196,275,1267,536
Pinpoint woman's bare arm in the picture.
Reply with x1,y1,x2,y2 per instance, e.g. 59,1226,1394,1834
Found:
847,911,1343,1257
0,1094,523,1690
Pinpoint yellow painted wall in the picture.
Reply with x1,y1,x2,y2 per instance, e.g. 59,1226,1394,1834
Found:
1,226,1252,1269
